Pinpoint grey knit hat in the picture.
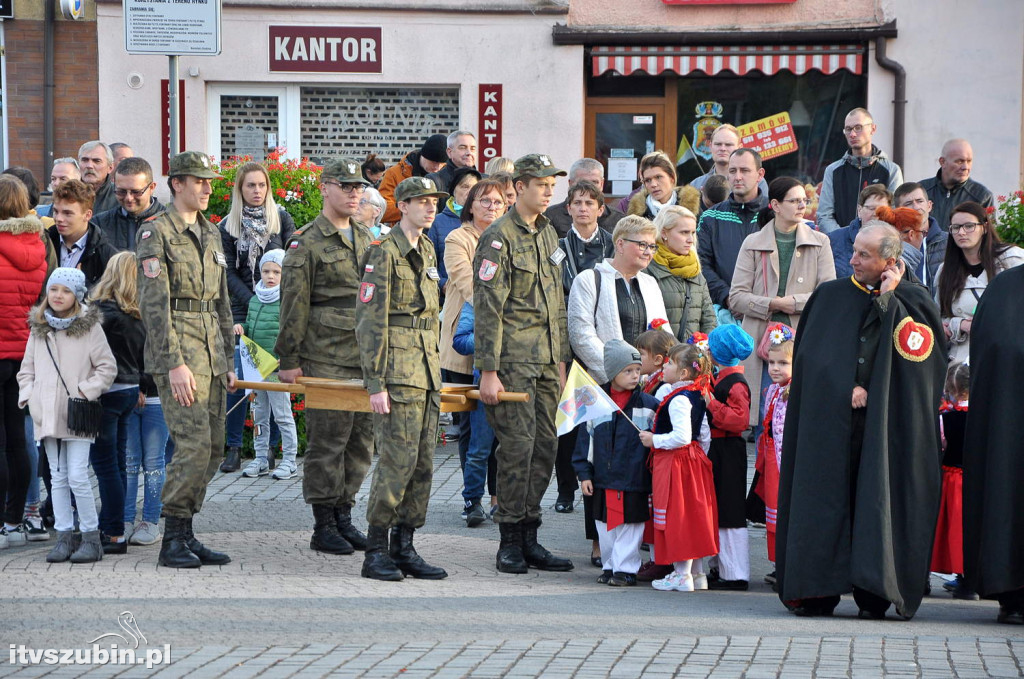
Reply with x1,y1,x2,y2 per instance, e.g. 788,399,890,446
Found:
47,267,87,302
603,339,642,382
259,248,286,271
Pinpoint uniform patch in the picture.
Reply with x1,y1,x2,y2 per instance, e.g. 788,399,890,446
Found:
549,249,566,266
490,240,503,250
142,257,161,278
140,230,152,240
426,267,440,281
359,282,375,303
478,259,498,282
539,155,552,167
364,264,374,273
290,241,299,248
214,251,227,267
893,316,934,362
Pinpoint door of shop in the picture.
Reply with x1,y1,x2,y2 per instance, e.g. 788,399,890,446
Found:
207,85,296,163
585,99,674,201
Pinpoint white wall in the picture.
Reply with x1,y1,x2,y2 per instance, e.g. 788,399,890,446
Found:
869,0,1024,196
96,5,584,198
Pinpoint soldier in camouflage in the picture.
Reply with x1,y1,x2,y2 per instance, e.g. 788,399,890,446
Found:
136,151,236,569
473,154,575,574
355,177,449,581
276,159,374,556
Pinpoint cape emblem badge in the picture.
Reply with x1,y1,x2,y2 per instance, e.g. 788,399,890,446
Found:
893,317,934,362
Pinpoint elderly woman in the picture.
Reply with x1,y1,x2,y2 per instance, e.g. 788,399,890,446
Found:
729,176,836,426
568,215,672,384
357,187,387,238
936,201,1024,364
626,151,700,221
440,178,506,526
648,206,717,341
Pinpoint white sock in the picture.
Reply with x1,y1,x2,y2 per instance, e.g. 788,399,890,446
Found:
673,559,692,575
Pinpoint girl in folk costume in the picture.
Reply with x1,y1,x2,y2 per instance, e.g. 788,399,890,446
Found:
755,323,794,584
636,325,678,398
17,268,116,563
932,362,978,601
639,343,718,592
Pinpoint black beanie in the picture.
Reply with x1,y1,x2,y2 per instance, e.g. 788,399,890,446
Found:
420,134,448,163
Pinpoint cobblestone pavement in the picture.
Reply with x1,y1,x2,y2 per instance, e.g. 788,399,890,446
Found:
1,436,1022,677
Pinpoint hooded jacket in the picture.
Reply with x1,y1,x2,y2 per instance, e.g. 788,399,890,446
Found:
17,303,117,441
817,145,903,233
0,215,49,360
90,198,164,252
378,151,433,224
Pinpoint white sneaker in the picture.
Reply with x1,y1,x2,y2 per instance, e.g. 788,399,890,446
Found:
652,571,694,592
241,457,270,477
2,525,27,547
129,521,161,546
693,573,708,590
271,461,297,480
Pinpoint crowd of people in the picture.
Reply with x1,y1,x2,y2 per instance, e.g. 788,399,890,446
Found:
0,109,1022,624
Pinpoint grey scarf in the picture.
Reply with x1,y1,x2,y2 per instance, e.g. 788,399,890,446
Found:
238,205,270,278
44,308,76,331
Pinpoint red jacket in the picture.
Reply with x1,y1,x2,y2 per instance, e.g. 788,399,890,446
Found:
708,365,751,438
0,215,49,360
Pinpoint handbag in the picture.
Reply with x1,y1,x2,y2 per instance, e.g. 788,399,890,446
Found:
755,252,775,362
45,339,103,438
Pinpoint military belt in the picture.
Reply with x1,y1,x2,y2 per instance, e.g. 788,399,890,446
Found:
388,315,436,330
171,298,213,312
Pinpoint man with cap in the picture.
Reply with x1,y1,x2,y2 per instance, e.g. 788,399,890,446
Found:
474,154,574,575
136,151,236,568
276,159,375,557
355,176,449,581
705,324,755,590
378,134,448,225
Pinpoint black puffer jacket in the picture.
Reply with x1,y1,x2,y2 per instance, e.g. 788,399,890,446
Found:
220,206,296,323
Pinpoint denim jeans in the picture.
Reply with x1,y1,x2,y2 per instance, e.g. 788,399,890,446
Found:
225,345,246,447
124,398,168,525
463,400,495,504
90,388,138,537
23,415,40,506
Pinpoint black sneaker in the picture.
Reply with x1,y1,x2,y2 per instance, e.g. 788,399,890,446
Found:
596,570,613,584
609,572,637,587
465,503,487,528
554,496,574,513
24,516,50,542
764,570,777,585
708,577,749,591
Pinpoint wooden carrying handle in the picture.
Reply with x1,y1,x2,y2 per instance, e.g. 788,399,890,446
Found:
234,380,303,393
465,389,530,403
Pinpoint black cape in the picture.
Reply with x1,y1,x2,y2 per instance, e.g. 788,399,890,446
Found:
776,276,946,618
963,263,1024,597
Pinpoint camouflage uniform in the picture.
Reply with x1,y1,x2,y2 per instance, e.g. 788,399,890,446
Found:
356,189,444,530
136,165,233,520
276,201,374,510
473,156,570,526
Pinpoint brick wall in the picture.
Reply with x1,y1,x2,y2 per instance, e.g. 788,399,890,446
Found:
5,18,99,183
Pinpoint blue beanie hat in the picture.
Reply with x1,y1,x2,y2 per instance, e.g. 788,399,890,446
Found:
259,248,286,271
47,267,87,303
707,324,754,367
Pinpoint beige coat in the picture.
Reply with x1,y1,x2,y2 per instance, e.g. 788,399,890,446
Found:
439,223,483,374
729,220,836,425
17,303,117,441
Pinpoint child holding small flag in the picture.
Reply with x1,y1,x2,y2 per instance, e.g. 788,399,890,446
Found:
639,342,718,592
573,340,660,587
232,249,298,479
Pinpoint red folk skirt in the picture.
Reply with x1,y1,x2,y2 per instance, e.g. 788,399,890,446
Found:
930,465,964,573
651,442,719,564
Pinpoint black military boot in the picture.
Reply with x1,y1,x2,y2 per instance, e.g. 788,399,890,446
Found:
495,522,528,574
335,504,367,551
220,446,241,473
522,519,574,571
158,517,201,569
184,517,231,565
311,505,354,555
361,526,403,581
389,525,447,579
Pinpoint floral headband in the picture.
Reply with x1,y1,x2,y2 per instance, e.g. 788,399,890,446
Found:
768,323,795,347
687,331,709,353
649,318,670,332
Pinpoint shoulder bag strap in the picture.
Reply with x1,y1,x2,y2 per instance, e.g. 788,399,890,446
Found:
44,337,72,397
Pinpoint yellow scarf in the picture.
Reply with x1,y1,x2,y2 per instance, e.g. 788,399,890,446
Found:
653,242,700,279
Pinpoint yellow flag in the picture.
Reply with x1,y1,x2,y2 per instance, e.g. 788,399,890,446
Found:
555,361,620,437
239,335,279,389
677,134,696,166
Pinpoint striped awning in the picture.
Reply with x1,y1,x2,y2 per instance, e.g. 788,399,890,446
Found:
591,44,864,77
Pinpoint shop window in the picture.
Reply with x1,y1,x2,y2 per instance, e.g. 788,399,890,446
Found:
220,95,280,162
675,71,865,186
300,86,460,166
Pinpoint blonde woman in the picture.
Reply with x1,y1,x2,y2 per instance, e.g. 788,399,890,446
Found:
648,206,717,341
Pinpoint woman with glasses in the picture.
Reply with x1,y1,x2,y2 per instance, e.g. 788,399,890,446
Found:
568,215,672,384
936,201,1023,364
217,161,296,473
729,177,835,428
440,179,507,526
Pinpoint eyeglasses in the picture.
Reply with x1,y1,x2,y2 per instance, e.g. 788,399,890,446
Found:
358,199,381,210
114,187,151,198
324,181,366,194
623,238,658,253
781,198,809,206
949,222,982,234
843,123,872,134
477,198,505,208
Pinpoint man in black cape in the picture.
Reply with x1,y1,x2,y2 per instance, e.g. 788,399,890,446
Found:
776,222,946,619
963,262,1024,624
